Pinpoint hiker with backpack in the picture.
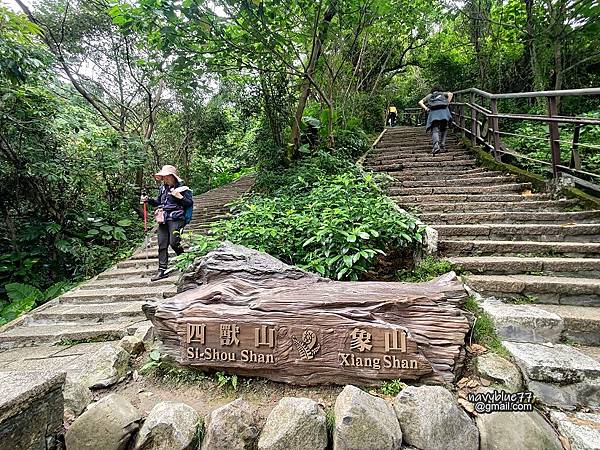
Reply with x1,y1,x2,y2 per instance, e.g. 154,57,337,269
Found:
140,165,193,281
418,87,454,155
387,105,398,127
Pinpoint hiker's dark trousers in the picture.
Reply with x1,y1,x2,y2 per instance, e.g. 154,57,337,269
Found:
431,120,448,149
157,219,185,270
388,112,397,126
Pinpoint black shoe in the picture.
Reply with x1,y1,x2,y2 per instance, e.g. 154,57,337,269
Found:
151,270,168,282
440,144,447,152
432,143,440,155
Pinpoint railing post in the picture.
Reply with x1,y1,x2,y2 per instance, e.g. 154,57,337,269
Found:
470,92,477,145
570,123,581,170
490,98,501,160
458,94,465,138
547,95,561,178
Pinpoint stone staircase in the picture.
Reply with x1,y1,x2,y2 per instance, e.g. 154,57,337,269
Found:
0,177,254,364
364,126,600,408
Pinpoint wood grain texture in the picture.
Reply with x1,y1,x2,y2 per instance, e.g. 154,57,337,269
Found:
145,243,470,385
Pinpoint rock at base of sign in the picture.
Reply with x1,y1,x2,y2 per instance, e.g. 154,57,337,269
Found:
68,343,130,389
334,385,402,450
476,410,563,450
65,394,141,450
134,401,199,450
202,398,261,450
257,397,327,450
119,335,145,356
473,353,523,392
63,378,93,418
145,242,470,386
394,385,479,450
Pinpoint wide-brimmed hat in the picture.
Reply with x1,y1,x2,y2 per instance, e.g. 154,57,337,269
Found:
154,165,182,181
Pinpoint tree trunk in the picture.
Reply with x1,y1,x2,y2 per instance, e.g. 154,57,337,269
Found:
289,0,338,159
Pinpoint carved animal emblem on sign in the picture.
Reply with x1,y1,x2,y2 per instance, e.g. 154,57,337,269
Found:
292,329,321,360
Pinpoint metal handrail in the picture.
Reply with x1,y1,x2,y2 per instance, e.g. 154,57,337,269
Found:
400,87,600,193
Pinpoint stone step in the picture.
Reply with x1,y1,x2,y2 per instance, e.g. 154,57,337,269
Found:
130,250,177,260
480,298,563,343
535,304,600,346
80,275,177,289
502,341,600,408
408,199,578,212
117,259,160,269
367,155,476,165
420,210,600,224
442,239,600,258
387,170,506,180
436,223,600,242
449,256,600,278
368,160,477,170
31,301,146,321
393,193,550,204
58,286,177,304
465,274,600,306
0,320,137,349
96,267,157,279
370,148,468,157
389,176,518,188
388,183,532,196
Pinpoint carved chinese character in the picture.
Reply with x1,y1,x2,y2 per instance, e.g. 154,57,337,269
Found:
385,329,407,353
350,328,372,352
220,324,240,346
254,325,276,348
292,329,320,360
186,323,205,344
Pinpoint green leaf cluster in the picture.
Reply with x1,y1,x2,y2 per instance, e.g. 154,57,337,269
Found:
180,152,423,281
0,281,71,326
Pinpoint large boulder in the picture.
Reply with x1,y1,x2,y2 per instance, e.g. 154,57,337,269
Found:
63,378,93,418
202,398,261,450
474,353,523,392
334,385,402,450
393,386,478,450
258,397,327,450
134,401,199,450
68,343,130,389
476,410,562,450
65,394,141,450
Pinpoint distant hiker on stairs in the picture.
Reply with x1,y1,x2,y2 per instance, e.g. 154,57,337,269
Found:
141,165,193,281
418,87,453,155
387,105,398,127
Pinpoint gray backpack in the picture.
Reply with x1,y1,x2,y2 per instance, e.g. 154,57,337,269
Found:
428,92,449,110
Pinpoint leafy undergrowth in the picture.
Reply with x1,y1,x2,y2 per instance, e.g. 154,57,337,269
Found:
177,152,424,281
396,256,454,282
464,296,509,358
0,282,72,326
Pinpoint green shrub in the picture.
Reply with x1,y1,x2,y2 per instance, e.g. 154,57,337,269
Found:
0,281,72,326
396,256,453,282
178,154,424,281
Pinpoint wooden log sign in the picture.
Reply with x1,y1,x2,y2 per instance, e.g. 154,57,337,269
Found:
144,243,471,386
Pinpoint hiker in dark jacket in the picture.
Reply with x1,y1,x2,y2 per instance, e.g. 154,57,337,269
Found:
418,86,454,155
141,165,193,281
